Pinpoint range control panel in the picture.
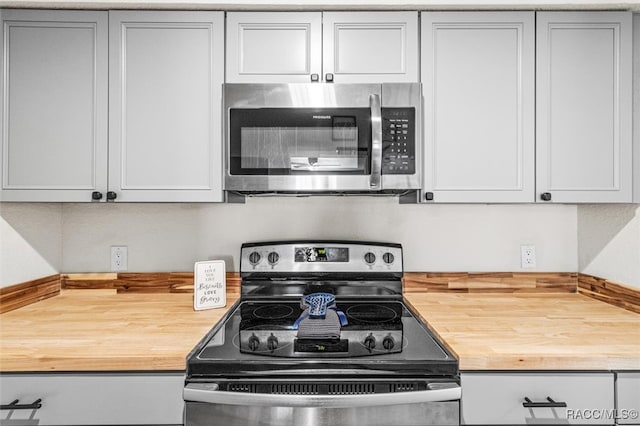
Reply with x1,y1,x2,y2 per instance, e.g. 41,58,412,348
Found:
240,242,403,274
381,107,415,175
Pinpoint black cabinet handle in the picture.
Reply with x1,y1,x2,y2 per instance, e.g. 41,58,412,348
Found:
310,73,319,82
523,396,567,408
540,192,552,201
1,399,42,410
425,192,434,201
91,191,103,201
106,191,117,201
325,73,334,82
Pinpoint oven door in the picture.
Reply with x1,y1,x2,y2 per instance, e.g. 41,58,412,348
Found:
224,84,383,192
184,380,460,426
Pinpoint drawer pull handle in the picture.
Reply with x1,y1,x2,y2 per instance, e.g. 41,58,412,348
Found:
523,396,567,408
1,399,42,410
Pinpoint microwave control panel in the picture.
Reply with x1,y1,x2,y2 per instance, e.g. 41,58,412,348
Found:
381,108,415,174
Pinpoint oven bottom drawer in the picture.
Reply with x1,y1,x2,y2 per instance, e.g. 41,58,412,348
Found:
185,401,459,426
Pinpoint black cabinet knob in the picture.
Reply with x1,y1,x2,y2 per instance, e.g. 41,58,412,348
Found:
425,192,434,201
540,192,552,201
310,73,319,82
106,191,117,201
325,73,334,82
91,191,103,201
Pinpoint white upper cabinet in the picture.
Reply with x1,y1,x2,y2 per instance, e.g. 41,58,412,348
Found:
421,12,535,203
225,12,418,83
536,12,633,203
226,12,322,83
109,11,225,202
322,12,418,83
0,10,108,202
632,14,639,204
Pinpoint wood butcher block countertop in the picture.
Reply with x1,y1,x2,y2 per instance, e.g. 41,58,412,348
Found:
0,289,240,372
405,293,640,371
1,289,639,372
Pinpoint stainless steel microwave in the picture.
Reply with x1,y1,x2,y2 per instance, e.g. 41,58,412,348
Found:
223,83,421,195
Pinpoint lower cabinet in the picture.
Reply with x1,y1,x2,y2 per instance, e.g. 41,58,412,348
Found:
616,372,640,425
0,372,184,425
461,372,615,425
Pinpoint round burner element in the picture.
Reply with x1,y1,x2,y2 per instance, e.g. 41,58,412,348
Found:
253,304,295,320
346,304,398,324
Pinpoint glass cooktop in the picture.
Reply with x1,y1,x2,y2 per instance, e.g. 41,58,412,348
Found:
188,298,458,378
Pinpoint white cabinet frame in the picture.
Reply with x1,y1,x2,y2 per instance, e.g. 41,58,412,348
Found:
0,10,108,202
323,12,418,84
225,12,322,84
225,12,418,84
109,11,225,202
536,12,633,203
421,12,535,203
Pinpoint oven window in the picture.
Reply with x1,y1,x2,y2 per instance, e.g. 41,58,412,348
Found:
229,108,371,175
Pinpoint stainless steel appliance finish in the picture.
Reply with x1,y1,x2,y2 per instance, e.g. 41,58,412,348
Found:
185,383,459,426
223,84,421,195
184,241,459,426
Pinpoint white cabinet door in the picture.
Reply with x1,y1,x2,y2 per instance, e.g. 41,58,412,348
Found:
0,372,184,425
536,12,633,203
109,11,224,202
421,12,535,203
322,12,418,83
616,372,640,425
226,12,322,83
633,14,640,204
225,12,417,84
461,372,615,425
0,10,108,202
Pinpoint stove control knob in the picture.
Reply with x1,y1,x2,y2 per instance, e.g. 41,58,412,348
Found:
382,336,395,351
382,252,395,264
267,251,280,265
267,334,278,351
248,251,261,265
363,334,376,351
364,252,376,265
248,334,260,351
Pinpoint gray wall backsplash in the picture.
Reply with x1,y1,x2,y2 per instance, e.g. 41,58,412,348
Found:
60,198,577,273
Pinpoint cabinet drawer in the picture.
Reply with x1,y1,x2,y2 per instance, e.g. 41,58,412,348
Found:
0,372,184,425
616,372,640,425
461,372,614,425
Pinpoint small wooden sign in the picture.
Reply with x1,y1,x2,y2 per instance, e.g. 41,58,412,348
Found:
194,260,226,311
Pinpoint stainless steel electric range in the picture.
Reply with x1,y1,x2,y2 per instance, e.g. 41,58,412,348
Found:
184,241,460,426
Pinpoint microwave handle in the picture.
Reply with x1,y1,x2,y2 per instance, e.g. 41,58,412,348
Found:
369,93,382,190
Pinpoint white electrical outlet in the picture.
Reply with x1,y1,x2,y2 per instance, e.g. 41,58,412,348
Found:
520,245,536,269
111,246,128,271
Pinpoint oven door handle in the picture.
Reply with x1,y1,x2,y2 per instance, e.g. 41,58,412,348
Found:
369,93,383,190
184,383,460,408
